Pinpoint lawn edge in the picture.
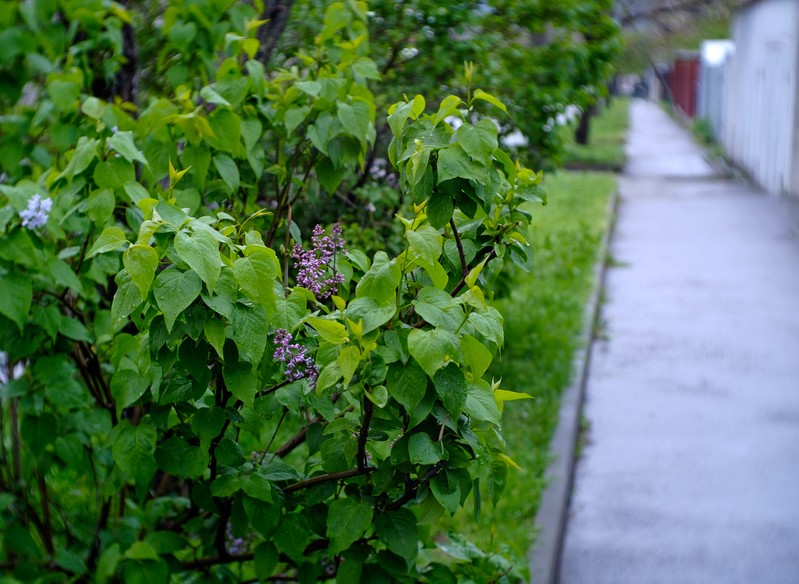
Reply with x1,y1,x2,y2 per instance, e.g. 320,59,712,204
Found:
527,185,619,584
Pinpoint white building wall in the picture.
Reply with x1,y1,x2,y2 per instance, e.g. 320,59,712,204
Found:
722,0,799,197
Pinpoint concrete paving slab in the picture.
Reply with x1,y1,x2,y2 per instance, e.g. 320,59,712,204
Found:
559,100,799,584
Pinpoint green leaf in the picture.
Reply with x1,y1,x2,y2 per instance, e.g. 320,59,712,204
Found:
412,287,465,331
245,497,280,539
254,542,279,579
154,436,209,478
406,224,442,267
204,318,227,358
455,119,498,165
223,360,258,406
306,317,348,345
276,513,311,563
464,380,502,426
437,143,485,185
168,20,197,50
233,252,277,309
351,57,380,80
375,509,418,560
355,251,401,305
123,244,158,297
432,95,463,127
88,188,115,225
96,543,120,584
241,117,262,152
88,226,128,257
0,272,32,330
55,548,87,574
433,363,467,419
407,328,461,377
295,80,321,97
174,227,221,292
191,406,226,443
59,315,92,342
344,297,396,335
112,419,157,487
207,108,242,154
125,542,159,561
337,99,372,147
153,268,202,332
111,270,144,328
111,369,150,410
48,257,83,294
123,558,168,584
430,473,461,514
472,88,508,113
426,190,454,230
386,360,427,412
408,432,443,465
108,131,148,165
467,307,504,346
56,137,99,181
284,106,310,135
200,85,231,106
460,335,492,379
337,345,361,386
231,303,268,366
94,157,135,190
213,153,240,193
327,498,373,554
307,112,341,156
316,157,345,194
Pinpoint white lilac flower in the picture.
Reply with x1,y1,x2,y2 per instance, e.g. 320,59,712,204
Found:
19,194,52,229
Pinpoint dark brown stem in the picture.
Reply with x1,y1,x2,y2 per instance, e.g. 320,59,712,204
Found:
449,218,468,277
357,397,373,471
9,398,21,483
274,396,345,459
214,502,232,559
258,378,294,398
450,248,497,297
387,460,447,510
183,551,254,570
283,204,292,289
283,467,375,494
86,498,112,572
36,471,54,556
260,407,288,465
256,0,298,66
74,225,94,274
489,564,515,583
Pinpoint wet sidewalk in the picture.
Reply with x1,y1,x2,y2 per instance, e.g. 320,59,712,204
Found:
559,100,799,584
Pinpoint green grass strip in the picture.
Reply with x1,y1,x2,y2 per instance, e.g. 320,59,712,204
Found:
438,171,617,567
563,98,630,170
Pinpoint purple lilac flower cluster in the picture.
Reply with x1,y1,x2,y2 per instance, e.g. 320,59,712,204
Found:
273,328,318,386
224,521,254,556
292,223,346,300
19,194,52,229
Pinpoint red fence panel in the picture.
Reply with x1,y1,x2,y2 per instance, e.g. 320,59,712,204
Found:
669,53,700,118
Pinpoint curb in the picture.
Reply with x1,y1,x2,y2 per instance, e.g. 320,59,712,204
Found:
527,187,620,584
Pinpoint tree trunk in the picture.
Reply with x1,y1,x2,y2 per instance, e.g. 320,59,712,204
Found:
257,0,298,67
575,104,596,146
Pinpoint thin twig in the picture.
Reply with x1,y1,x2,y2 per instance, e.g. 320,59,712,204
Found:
262,408,288,464
282,467,375,494
357,397,374,471
449,218,468,277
